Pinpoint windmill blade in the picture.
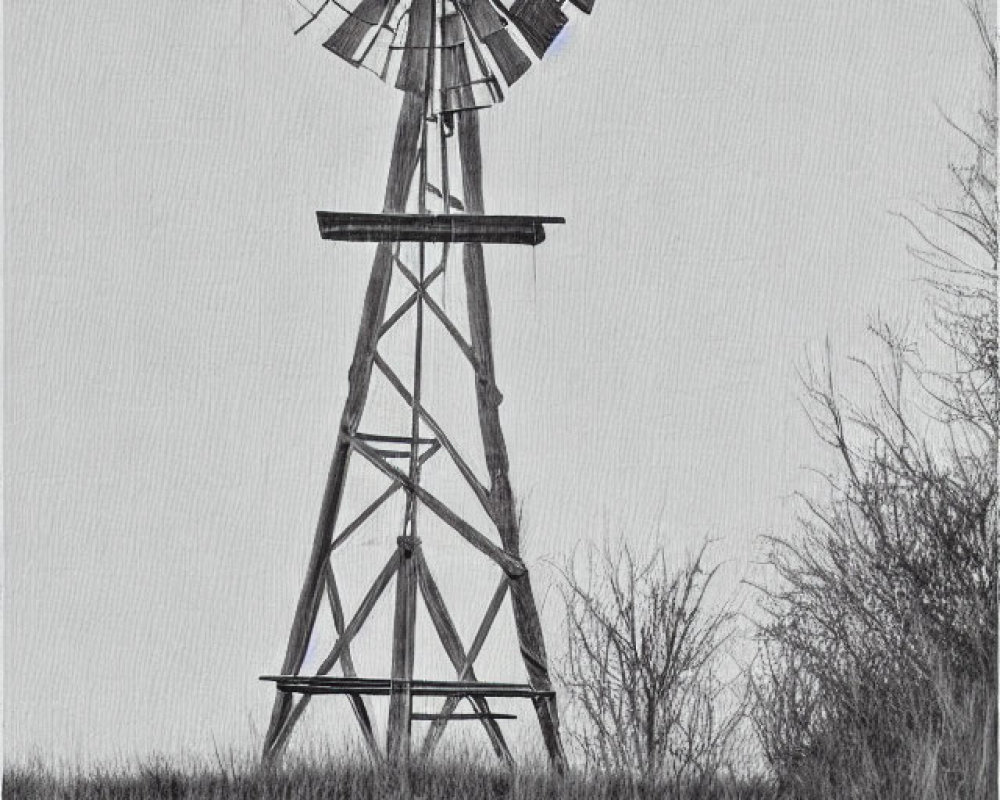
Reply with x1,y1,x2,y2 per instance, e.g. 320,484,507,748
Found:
280,0,587,102
441,13,476,111
440,12,500,112
505,0,567,58
353,1,411,80
449,0,528,88
286,0,393,62
481,28,531,85
324,0,399,62
459,0,505,37
358,16,403,79
396,0,434,91
283,0,344,40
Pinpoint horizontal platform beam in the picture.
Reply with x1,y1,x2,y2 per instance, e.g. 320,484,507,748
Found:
316,213,564,245
260,675,554,699
370,448,413,459
411,712,517,722
354,432,438,445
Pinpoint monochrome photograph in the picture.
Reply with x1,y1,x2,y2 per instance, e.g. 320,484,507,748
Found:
5,1,997,797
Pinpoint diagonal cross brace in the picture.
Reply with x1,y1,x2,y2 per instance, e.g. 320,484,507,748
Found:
329,440,442,555
373,353,492,513
349,435,525,577
390,252,479,370
379,246,449,339
322,562,381,759
265,550,401,760
422,576,511,758
413,552,513,764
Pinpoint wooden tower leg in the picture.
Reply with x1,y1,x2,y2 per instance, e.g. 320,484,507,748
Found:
453,105,568,771
387,539,418,764
262,90,425,761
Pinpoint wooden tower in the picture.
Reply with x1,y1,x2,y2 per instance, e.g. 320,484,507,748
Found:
262,0,593,768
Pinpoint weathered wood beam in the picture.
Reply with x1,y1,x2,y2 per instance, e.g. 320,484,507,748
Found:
264,676,551,697
387,43,435,761
387,542,418,764
317,212,563,245
355,433,438,444
412,712,517,721
379,292,419,339
371,448,413,458
453,96,567,771
323,562,380,759
424,260,447,287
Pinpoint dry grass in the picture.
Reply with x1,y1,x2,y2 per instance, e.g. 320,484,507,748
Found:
4,753,775,800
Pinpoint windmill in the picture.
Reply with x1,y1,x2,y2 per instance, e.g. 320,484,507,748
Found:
262,0,593,769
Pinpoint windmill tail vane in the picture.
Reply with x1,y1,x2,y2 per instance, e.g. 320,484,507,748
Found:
262,0,594,771
283,0,593,111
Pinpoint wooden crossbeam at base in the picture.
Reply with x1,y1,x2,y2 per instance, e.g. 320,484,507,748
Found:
259,676,555,699
411,712,517,722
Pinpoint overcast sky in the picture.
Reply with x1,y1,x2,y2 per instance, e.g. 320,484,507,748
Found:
5,0,990,766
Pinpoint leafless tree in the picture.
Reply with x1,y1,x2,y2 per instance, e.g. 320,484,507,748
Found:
752,3,997,796
557,539,742,790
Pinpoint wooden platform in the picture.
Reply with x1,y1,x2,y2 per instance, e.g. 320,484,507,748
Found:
316,212,564,245
260,675,554,698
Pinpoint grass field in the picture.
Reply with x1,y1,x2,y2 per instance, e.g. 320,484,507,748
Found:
4,754,776,800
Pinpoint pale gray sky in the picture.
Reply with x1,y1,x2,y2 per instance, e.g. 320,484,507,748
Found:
5,0,990,766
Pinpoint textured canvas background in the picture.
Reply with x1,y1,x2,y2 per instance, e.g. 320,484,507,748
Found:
4,0,987,765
